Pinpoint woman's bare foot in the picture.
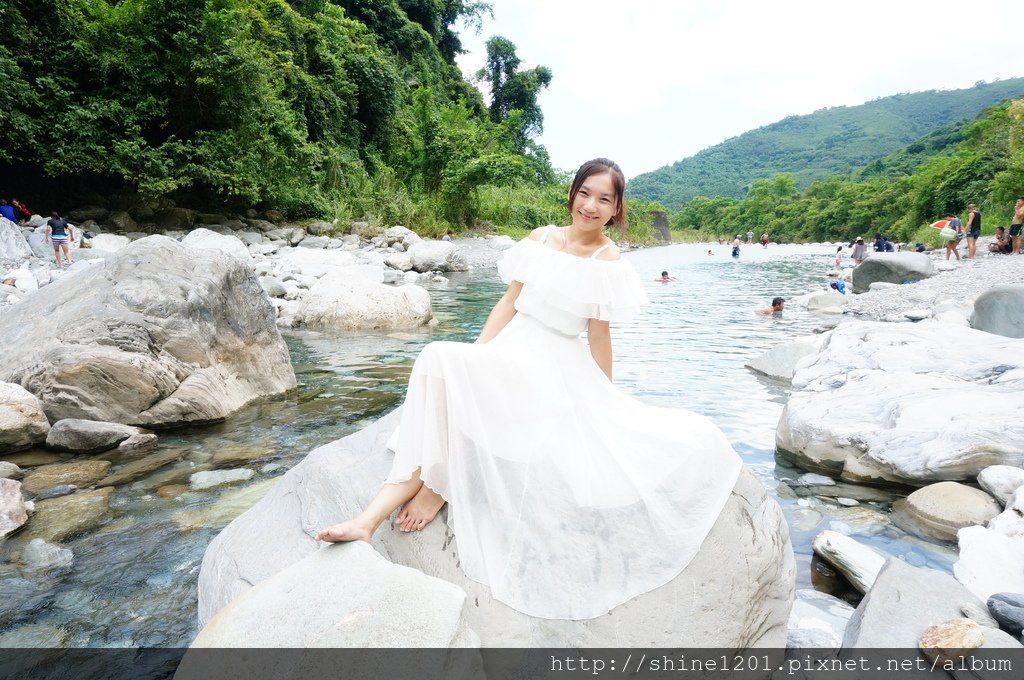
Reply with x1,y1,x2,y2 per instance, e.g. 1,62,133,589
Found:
395,485,446,532
315,519,373,543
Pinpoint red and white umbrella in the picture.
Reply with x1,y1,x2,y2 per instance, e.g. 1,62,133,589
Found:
930,219,951,230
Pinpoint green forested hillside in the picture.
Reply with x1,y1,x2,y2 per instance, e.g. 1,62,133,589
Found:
0,0,564,231
668,98,1024,245
629,79,1024,209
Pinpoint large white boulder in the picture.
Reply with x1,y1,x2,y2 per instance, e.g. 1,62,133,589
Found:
851,252,935,293
971,285,1024,339
0,236,296,426
0,382,50,454
745,334,828,382
272,247,357,278
0,217,33,266
197,410,795,647
777,321,1024,486
955,525,1024,604
407,240,469,273
182,228,250,261
293,269,432,331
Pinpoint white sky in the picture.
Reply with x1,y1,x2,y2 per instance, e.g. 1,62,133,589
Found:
455,0,1024,179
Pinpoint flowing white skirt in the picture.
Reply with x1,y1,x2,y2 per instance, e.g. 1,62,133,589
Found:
385,311,742,620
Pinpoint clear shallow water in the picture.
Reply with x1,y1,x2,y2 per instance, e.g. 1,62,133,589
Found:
0,242,956,647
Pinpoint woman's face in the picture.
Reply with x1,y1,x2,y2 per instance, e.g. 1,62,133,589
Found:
570,172,618,231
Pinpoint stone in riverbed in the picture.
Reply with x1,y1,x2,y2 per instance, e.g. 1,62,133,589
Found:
1,478,29,537
116,433,158,457
292,268,432,331
786,588,855,650
96,449,183,487
0,236,296,427
970,285,1024,339
210,443,276,468
0,382,51,454
745,334,827,382
978,465,1024,506
851,252,935,293
810,530,885,594
174,478,279,531
891,482,1001,542
33,484,76,500
918,618,985,664
0,461,23,480
156,484,189,499
21,460,111,495
45,419,139,454
1,451,66,467
15,487,113,543
190,468,254,491
987,593,1024,637
407,240,468,273
19,538,74,571
954,525,1024,603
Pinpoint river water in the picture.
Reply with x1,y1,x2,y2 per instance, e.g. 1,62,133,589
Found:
0,242,958,648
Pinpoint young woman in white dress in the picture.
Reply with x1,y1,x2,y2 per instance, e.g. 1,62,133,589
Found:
317,158,742,620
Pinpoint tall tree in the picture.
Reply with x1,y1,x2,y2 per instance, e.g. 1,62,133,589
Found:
477,36,551,143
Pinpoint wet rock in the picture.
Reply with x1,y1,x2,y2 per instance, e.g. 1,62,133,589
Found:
156,484,189,499
44,419,140,454
20,538,74,571
97,449,183,487
22,460,111,495
0,580,49,628
787,588,855,650
811,530,885,593
210,443,276,468
135,462,209,491
0,461,23,479
0,382,51,454
891,482,1001,542
0,623,69,647
116,433,159,458
174,478,278,530
954,525,1024,603
978,465,1024,506
0,236,296,426
33,484,77,500
1,478,29,537
293,269,432,331
970,285,1024,339
188,541,476,649
987,593,1024,637
918,618,985,664
798,473,835,486
190,468,254,491
1,451,66,467
851,252,935,293
17,487,113,543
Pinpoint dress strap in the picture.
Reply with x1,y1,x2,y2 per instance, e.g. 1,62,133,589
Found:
540,225,555,244
590,242,614,259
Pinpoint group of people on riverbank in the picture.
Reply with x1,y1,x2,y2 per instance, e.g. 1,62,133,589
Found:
942,199,1024,260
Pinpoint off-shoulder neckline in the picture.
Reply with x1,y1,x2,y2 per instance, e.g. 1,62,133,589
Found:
524,231,622,263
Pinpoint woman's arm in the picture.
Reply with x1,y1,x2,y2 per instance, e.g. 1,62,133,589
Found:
587,318,613,380
475,281,523,344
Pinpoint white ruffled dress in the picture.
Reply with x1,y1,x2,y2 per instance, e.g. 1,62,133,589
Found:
385,227,743,620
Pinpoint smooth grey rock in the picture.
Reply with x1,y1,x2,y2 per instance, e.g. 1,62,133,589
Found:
297,236,328,249
86,233,130,252
0,382,50,454
0,236,296,426
406,240,468,273
258,276,286,298
182,228,250,261
971,285,1024,339
384,253,413,271
811,530,885,593
777,321,1024,486
1,478,29,537
844,558,1022,649
382,225,421,247
1,216,33,266
956,525,1024,603
987,592,1024,636
978,465,1024,506
305,221,334,236
293,269,432,331
116,433,158,456
787,588,855,650
20,538,74,571
190,468,254,491
851,252,935,293
33,484,76,500
806,290,847,311
745,334,827,382
0,461,23,479
45,419,138,454
189,542,478,649
891,481,1002,542
197,411,795,647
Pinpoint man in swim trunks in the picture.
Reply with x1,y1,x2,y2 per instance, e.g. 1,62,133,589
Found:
45,211,75,268
1010,198,1024,256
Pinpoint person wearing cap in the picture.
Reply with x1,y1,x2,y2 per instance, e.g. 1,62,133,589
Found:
851,237,867,265
964,204,981,259
755,297,785,315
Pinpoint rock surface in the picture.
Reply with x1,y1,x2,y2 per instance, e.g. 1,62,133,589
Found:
851,252,935,293
0,217,33,266
21,460,111,495
293,269,432,331
190,541,478,648
0,382,50,454
970,285,1024,338
891,482,1002,542
197,411,795,647
978,465,1024,506
45,419,140,454
777,321,1024,486
918,618,985,663
406,240,468,273
745,334,828,382
1,478,29,537
844,558,1022,649
14,487,113,543
987,487,1024,539
810,530,885,593
19,538,74,571
987,592,1024,637
0,236,296,426
954,525,1024,603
